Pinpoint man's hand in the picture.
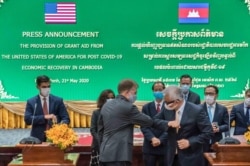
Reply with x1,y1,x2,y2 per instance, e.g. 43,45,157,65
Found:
44,114,57,122
44,114,57,124
177,139,190,149
212,124,219,133
151,137,161,147
168,120,180,129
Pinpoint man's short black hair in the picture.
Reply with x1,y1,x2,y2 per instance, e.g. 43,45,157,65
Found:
36,75,50,86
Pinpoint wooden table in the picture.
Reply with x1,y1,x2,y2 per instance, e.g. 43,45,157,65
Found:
8,153,79,166
0,144,143,166
204,135,250,166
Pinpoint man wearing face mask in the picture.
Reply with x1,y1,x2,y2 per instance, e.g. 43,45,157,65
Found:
201,85,229,157
230,89,250,135
154,85,213,166
179,74,200,104
141,81,168,166
24,75,70,142
98,79,170,166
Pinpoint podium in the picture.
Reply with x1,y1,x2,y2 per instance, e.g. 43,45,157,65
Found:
204,136,250,166
8,143,79,166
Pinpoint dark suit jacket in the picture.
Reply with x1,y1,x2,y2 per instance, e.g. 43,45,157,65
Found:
230,103,249,135
141,101,168,155
24,94,70,142
201,102,229,151
154,102,213,166
99,95,163,163
186,90,201,105
90,109,101,150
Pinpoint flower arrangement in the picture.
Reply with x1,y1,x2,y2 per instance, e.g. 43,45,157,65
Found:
244,126,250,144
45,123,78,150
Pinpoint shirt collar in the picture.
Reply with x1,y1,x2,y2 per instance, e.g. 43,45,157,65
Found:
178,100,186,113
155,100,163,105
206,103,216,109
39,94,49,101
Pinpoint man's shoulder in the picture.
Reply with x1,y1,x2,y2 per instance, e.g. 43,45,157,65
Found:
216,102,227,110
143,101,154,107
189,90,200,97
49,94,63,100
27,95,39,102
233,102,244,109
186,101,203,111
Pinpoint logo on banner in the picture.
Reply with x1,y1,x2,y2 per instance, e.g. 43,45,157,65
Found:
178,3,209,24
45,2,76,24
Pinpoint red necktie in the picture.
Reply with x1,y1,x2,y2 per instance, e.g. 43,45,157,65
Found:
43,98,49,130
157,103,161,112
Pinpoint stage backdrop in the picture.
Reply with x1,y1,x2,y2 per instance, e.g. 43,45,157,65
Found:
0,0,250,102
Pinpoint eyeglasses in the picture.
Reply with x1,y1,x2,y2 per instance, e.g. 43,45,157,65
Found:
166,100,176,105
204,92,216,95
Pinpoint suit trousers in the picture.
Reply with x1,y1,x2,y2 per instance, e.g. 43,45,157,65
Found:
143,154,167,166
173,154,180,166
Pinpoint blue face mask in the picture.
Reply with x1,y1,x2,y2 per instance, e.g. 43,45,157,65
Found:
128,94,137,103
153,91,164,100
181,84,190,93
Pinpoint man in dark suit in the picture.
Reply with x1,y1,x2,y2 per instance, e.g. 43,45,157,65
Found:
201,85,229,153
141,81,168,166
98,79,168,166
179,74,200,104
24,75,70,142
230,89,250,135
154,85,213,166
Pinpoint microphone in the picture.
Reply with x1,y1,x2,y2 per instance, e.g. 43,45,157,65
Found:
218,110,240,144
30,103,37,135
20,103,41,144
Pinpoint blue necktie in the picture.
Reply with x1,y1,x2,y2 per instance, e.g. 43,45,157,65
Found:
183,94,188,101
208,106,212,123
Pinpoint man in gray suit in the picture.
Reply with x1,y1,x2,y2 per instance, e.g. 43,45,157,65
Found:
179,74,201,104
98,79,167,166
154,85,213,166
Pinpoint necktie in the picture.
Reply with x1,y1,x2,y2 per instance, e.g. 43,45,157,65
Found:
185,95,188,101
175,110,180,154
43,98,49,130
175,110,180,133
246,107,250,123
208,106,213,123
156,103,161,112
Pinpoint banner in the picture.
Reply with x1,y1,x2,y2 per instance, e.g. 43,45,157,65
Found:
0,0,249,101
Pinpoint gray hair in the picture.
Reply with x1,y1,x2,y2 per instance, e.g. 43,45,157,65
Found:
162,85,183,100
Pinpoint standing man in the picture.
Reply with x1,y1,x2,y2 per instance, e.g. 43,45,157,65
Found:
154,85,213,166
230,89,250,135
179,74,200,104
24,75,70,142
98,79,168,166
141,81,168,166
201,85,229,153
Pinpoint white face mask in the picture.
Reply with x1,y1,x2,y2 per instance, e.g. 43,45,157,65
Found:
164,102,178,110
205,95,215,105
40,88,50,97
106,98,113,102
245,98,250,106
